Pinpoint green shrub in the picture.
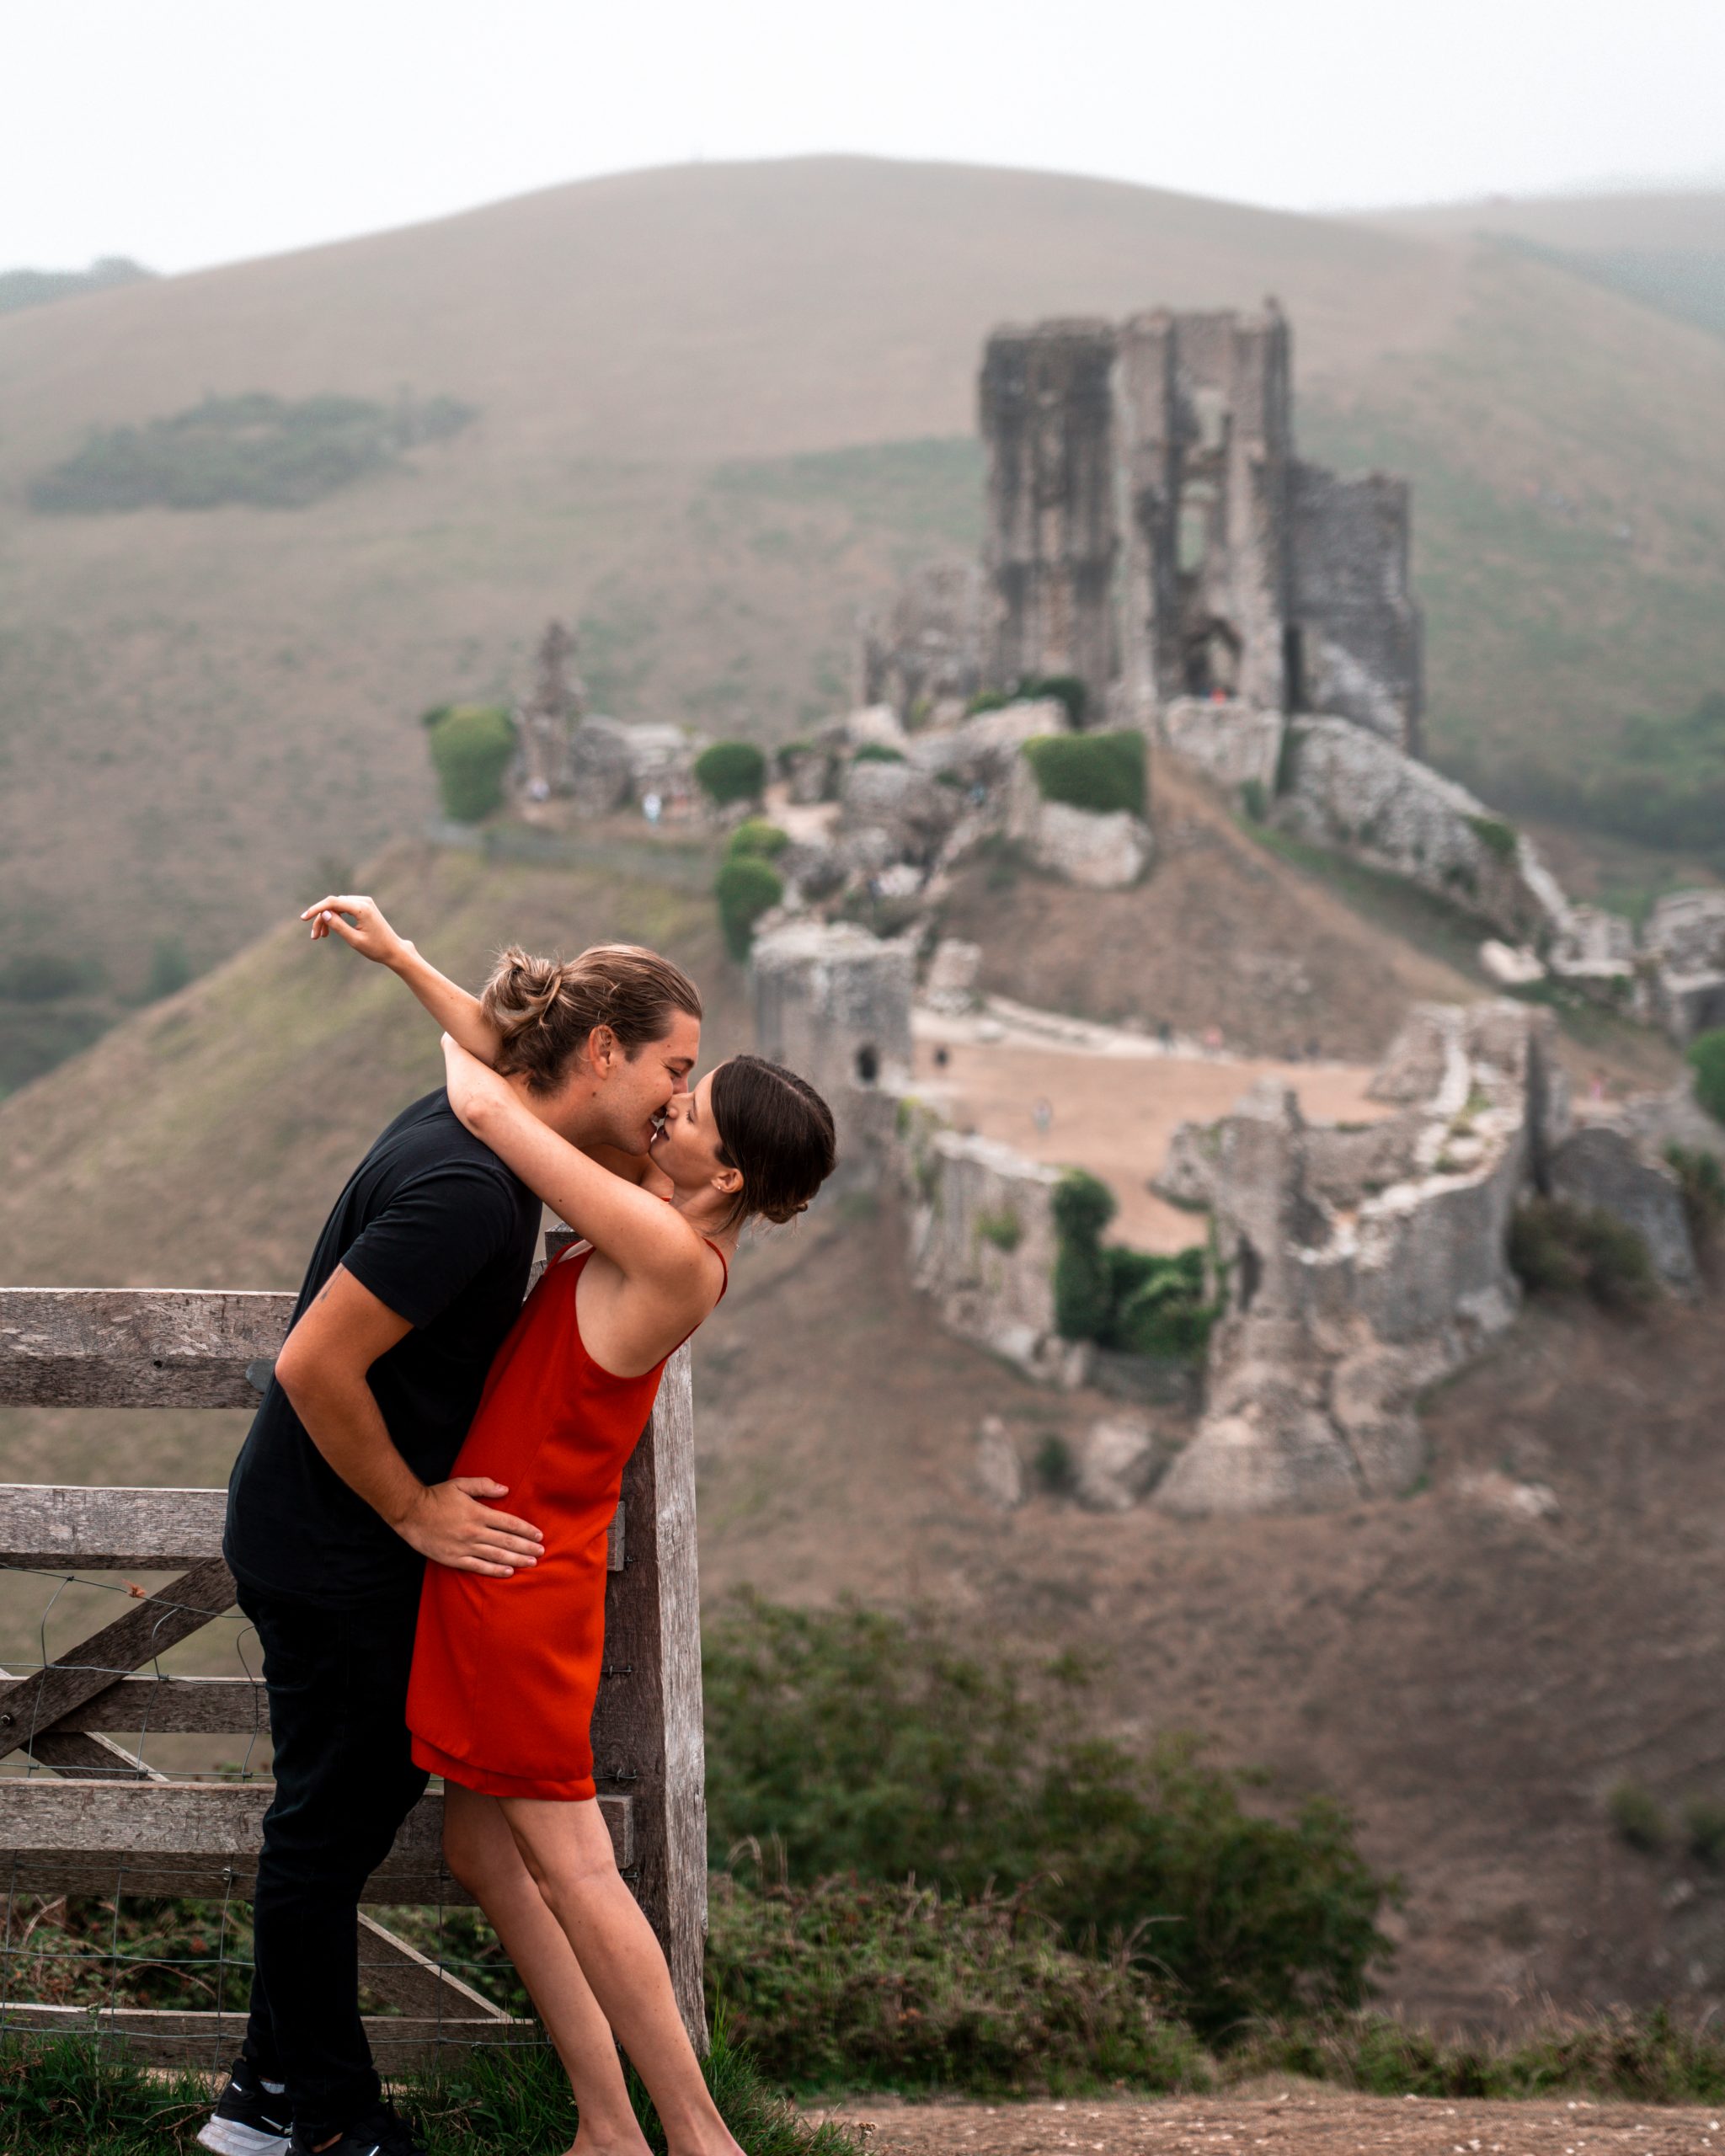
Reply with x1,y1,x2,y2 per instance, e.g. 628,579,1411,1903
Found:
702,1596,1395,2042
965,688,1014,716
1021,674,1089,728
143,937,193,1003
30,390,474,513
1684,1795,1725,1869
852,742,906,766
1607,1780,1669,1854
1238,778,1268,824
1032,1433,1076,1495
1053,1242,1110,1339
1274,722,1302,798
426,703,515,823
0,952,104,1002
715,857,784,960
1509,1197,1657,1312
1022,731,1146,818
695,740,767,806
1466,813,1519,862
708,1876,1206,2096
975,1206,1023,1253
1665,1142,1725,1251
1104,1246,1216,1360
1234,2005,1725,2103
727,819,791,862
1052,1167,1117,1244
1690,1028,1725,1126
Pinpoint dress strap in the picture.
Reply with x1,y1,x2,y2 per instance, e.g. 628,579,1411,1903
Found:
702,1239,729,1300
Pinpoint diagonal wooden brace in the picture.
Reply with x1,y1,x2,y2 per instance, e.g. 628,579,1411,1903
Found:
0,1556,236,1764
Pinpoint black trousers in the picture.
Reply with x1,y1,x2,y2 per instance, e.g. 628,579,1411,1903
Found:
236,1582,430,2135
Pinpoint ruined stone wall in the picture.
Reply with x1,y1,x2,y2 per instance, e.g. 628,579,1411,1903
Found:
979,322,1120,719
1289,463,1422,750
751,921,915,1172
858,559,987,720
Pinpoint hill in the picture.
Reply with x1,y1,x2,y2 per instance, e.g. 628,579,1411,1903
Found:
3,158,1725,1031
0,830,1716,2026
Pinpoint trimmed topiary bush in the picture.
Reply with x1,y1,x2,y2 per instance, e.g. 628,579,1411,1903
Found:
1466,813,1519,862
1690,1028,1725,1127
695,740,767,807
852,742,906,766
727,819,791,862
715,855,784,960
425,703,515,823
1022,731,1146,818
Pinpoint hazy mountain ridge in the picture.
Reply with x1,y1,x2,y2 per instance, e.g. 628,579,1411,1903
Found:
2,158,1722,1015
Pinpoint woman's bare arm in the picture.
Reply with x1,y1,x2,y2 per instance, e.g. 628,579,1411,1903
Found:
301,894,502,1064
441,1035,708,1289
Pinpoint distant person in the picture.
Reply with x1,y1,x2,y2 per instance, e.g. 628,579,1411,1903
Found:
933,1043,950,1070
642,789,663,825
206,895,834,2156
1032,1096,1054,1134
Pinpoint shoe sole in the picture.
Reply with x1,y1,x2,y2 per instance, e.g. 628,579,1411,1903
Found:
195,2119,291,2156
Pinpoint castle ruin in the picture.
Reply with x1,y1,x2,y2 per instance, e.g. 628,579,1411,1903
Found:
978,307,1423,748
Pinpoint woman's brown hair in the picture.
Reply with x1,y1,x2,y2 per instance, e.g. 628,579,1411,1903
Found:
709,1054,837,1226
481,943,702,1094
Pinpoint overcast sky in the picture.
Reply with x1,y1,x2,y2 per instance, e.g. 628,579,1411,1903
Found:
8,0,1724,275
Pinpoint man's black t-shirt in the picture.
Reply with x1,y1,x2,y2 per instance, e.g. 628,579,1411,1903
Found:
225,1090,541,1607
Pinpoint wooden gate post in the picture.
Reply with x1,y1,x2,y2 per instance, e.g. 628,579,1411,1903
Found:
593,1342,708,2047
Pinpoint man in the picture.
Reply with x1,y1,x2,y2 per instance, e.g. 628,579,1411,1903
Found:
200,912,702,2156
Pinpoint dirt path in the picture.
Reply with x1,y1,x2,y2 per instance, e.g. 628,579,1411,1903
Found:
818,2091,1725,2153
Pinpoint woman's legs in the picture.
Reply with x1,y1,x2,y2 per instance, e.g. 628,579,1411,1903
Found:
498,1796,742,2156
441,1785,649,2156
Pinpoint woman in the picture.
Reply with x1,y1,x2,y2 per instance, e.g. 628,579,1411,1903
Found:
302,895,836,2156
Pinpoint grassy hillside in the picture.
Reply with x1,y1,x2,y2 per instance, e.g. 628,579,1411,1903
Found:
4,159,1725,1030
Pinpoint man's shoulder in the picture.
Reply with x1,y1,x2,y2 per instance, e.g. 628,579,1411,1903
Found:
366,1090,522,1188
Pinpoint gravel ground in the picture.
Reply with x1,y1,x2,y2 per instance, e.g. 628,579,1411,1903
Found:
814,2091,1725,2153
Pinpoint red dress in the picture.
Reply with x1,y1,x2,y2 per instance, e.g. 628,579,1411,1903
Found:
407,1239,722,1801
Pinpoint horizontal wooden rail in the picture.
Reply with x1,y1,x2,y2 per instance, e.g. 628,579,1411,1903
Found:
0,2003,531,2068
0,1780,633,1903
0,1484,623,1575
0,1290,295,1409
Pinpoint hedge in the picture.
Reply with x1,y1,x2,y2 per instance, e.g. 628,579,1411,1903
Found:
425,703,515,823
1022,731,1146,818
695,740,767,806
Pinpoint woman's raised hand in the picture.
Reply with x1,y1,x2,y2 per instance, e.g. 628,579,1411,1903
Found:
300,894,409,968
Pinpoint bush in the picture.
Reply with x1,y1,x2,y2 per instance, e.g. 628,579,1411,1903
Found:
1690,1028,1725,1126
702,1596,1395,2041
1052,1166,1117,1244
1607,1780,1669,1854
1684,1795,1725,1869
1509,1197,1656,1312
976,1206,1023,1252
708,1875,1206,2096
715,857,784,961
966,675,1089,727
852,743,906,766
29,390,474,513
1665,1142,1725,1253
1022,731,1146,818
1238,778,1268,824
426,703,515,823
1032,1433,1076,1496
727,819,791,862
695,740,767,807
143,937,193,1003
0,952,103,1002
1466,813,1519,862
1053,1173,1216,1358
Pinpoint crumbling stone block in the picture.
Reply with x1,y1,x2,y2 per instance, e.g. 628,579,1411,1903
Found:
1546,1125,1698,1294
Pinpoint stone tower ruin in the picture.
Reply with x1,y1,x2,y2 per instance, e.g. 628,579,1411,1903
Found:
979,307,1423,749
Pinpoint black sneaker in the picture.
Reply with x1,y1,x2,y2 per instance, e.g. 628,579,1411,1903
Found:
290,2104,427,2156
195,2057,292,2155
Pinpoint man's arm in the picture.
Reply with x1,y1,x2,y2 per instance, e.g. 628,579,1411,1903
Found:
273,1264,543,1577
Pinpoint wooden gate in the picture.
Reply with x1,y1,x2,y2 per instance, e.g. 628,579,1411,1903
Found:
0,1254,707,2063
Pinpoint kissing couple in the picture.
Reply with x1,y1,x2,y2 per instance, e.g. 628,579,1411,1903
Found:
200,898,836,2156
